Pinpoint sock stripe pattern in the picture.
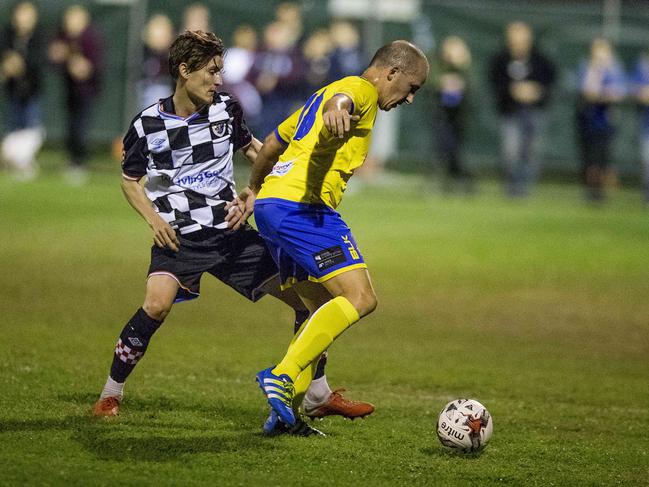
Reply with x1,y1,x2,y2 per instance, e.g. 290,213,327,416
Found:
115,338,145,365
109,308,162,383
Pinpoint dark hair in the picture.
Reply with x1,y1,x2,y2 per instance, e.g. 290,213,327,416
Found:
168,30,224,80
369,40,429,74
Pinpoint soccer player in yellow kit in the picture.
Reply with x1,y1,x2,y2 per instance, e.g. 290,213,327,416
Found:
234,40,429,428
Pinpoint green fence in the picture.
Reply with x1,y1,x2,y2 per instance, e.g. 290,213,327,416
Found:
2,0,649,176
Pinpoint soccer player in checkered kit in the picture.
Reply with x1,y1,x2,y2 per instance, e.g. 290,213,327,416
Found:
93,31,373,433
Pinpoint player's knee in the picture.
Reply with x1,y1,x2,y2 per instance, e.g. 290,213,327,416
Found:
360,291,378,317
347,289,377,318
142,297,173,322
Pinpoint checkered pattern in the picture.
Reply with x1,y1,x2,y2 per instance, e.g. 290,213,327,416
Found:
121,93,253,234
115,338,144,365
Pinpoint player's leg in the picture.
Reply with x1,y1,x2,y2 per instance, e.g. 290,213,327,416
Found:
258,269,376,424
285,281,376,420
94,275,178,416
280,282,331,411
254,200,376,424
273,268,377,380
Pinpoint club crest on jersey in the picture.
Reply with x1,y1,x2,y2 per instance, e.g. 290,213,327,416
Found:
211,121,229,138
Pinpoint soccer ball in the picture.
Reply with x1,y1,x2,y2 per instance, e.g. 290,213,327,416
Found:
436,398,493,452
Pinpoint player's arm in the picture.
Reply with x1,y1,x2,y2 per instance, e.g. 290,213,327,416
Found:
226,131,288,230
121,177,179,252
247,108,299,193
121,122,179,251
224,135,263,230
322,93,360,138
249,131,287,193
226,107,299,229
241,136,263,164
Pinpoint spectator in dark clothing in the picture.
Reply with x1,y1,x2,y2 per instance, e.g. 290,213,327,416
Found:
222,24,262,133
48,4,103,184
489,21,556,197
432,35,473,192
575,37,626,202
632,50,649,204
1,1,43,131
139,13,174,109
328,20,362,81
0,1,44,179
302,28,334,96
248,21,304,138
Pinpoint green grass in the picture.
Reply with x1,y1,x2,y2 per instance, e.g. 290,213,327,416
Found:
1,158,648,486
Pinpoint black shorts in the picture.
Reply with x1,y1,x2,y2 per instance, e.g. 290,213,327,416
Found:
148,224,279,303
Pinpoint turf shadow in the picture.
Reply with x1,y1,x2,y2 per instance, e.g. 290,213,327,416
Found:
71,425,273,462
59,392,228,416
0,414,277,462
420,446,485,459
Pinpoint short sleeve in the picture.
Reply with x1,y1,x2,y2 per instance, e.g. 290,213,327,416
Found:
275,108,301,145
228,98,253,152
121,120,148,180
331,78,374,118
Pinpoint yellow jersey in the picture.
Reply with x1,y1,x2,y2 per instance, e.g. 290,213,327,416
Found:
257,76,378,209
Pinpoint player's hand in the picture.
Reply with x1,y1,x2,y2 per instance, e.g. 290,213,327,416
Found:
225,186,256,231
150,216,180,252
323,108,360,138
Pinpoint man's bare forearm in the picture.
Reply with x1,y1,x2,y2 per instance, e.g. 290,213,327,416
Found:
249,132,285,193
121,177,160,226
243,137,263,164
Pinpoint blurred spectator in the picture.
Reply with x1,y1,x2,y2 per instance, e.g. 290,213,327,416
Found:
631,51,649,204
182,3,211,32
138,13,174,109
575,37,626,202
328,20,363,80
274,2,303,45
222,24,262,132
248,21,304,138
489,21,556,197
302,28,333,95
432,35,474,193
0,1,44,180
48,4,103,184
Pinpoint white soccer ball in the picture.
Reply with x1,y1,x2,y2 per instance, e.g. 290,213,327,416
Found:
436,398,493,452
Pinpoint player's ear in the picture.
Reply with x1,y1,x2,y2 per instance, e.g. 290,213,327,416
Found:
179,63,190,80
387,66,399,81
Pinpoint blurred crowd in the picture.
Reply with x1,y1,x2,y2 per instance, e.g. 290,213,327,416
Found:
432,20,649,203
1,1,648,203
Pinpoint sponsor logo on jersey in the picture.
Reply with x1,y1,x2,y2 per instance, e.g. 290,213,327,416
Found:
174,169,222,186
269,160,294,177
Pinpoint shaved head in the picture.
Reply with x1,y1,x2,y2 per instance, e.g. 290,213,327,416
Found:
369,40,429,75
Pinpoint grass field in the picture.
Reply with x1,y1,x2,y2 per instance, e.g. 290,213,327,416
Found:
1,157,648,486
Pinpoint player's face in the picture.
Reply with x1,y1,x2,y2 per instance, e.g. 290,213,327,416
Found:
378,65,427,111
185,55,223,106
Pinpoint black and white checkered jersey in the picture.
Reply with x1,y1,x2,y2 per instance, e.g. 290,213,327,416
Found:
121,93,252,234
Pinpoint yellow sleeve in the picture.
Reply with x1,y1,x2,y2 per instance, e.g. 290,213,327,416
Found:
331,79,373,118
274,108,301,145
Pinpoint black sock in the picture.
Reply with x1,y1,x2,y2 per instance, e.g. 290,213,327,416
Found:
109,308,162,383
314,352,327,380
294,308,310,333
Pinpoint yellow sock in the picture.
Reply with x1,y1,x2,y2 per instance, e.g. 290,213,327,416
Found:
292,359,317,413
289,317,315,411
273,296,359,380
